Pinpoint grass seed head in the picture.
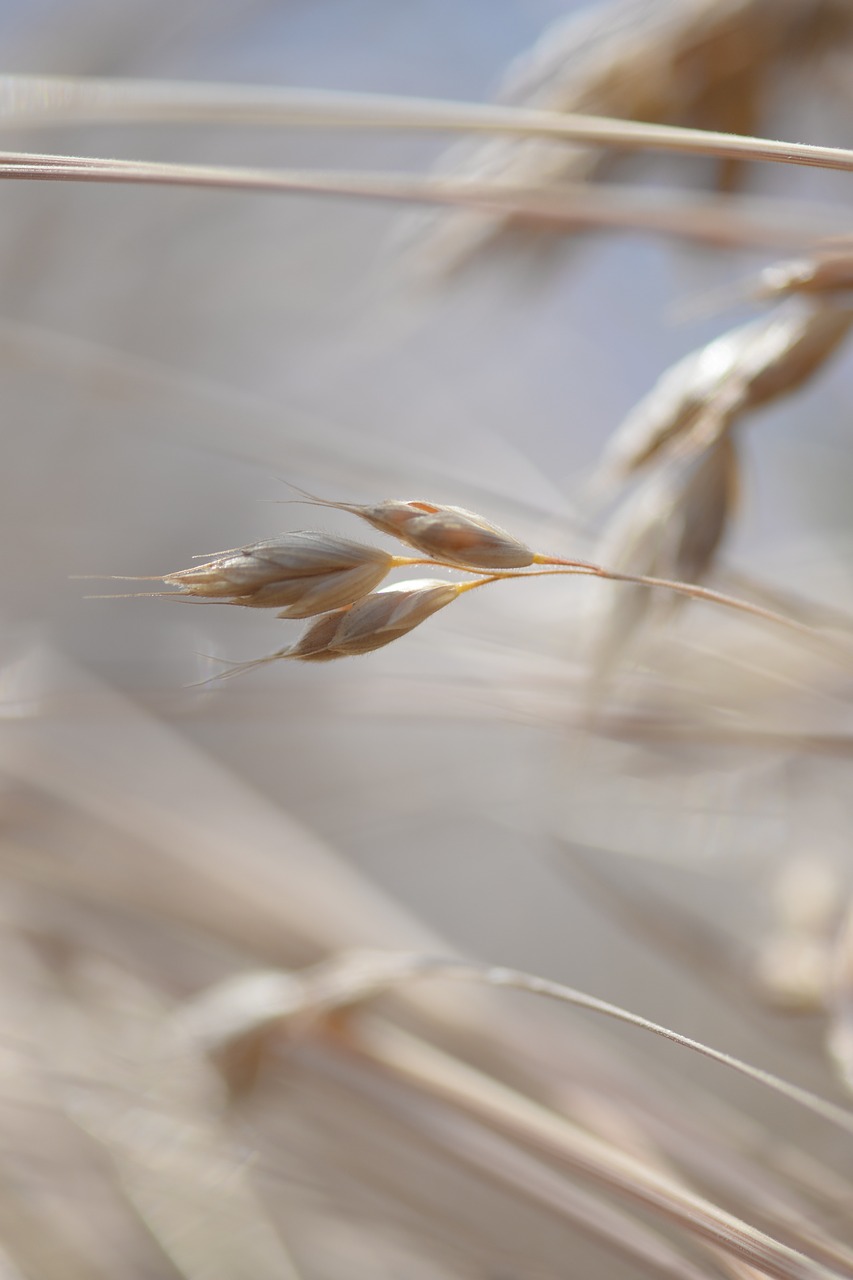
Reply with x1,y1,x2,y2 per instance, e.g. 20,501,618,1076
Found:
290,578,462,661
589,433,739,685
601,301,853,480
163,531,394,617
287,487,534,568
354,499,534,569
410,0,790,275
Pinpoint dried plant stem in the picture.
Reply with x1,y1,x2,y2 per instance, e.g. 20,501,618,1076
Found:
0,152,841,249
438,560,835,655
719,568,853,637
188,947,853,1279
331,1020,844,1280
397,956,853,1138
260,951,853,1139
7,75,853,178
303,1035,725,1280
479,561,839,650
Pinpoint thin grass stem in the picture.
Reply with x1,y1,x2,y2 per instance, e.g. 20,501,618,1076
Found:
7,75,853,178
0,152,841,249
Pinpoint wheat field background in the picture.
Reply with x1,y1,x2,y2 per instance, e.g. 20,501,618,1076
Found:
2,1,853,1277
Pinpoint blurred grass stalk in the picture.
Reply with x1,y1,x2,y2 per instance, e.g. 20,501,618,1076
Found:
3,2,853,1278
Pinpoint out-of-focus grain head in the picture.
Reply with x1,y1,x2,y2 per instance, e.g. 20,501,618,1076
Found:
587,432,740,688
409,0,846,276
599,300,853,483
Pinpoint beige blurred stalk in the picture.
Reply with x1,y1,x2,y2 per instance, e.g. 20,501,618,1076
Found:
2,2,853,1279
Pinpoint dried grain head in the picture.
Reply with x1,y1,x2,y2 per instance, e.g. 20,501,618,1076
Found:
292,490,534,569
589,432,739,685
600,301,853,481
291,578,463,660
163,531,395,617
739,301,853,407
410,0,793,275
361,501,534,569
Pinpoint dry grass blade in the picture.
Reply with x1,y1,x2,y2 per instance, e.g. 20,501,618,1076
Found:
46,958,303,1280
301,1037,728,1280
182,949,853,1279
183,949,853,1139
6,657,853,1277
339,1022,845,1280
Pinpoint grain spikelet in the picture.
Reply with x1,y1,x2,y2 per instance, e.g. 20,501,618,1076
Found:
601,301,853,480
288,488,535,568
235,579,466,673
411,0,837,275
92,533,396,616
589,433,739,685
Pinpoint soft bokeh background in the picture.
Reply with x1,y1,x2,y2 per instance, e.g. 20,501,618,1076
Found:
3,3,853,1276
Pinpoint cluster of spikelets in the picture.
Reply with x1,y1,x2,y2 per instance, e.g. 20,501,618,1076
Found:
98,464,853,683
101,252,853,680
582,269,853,683
120,496,546,668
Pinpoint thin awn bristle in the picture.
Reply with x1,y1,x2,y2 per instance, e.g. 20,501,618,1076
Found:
71,573,169,581
83,591,179,600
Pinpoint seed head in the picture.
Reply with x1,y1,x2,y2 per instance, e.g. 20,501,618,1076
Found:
162,532,394,618
290,489,533,569
589,433,739,687
601,302,853,480
290,579,462,661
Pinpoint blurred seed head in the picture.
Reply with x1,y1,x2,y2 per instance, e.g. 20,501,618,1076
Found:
589,432,739,685
770,854,842,935
753,933,832,1011
600,301,853,481
408,0,837,275
163,531,395,617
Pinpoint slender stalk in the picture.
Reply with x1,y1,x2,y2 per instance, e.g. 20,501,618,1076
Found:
0,152,840,249
6,75,853,177
516,559,839,647
333,1019,846,1280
